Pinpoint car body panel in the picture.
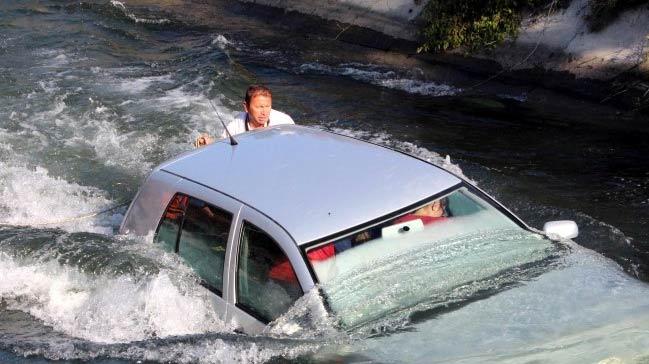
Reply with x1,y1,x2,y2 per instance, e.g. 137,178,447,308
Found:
158,125,462,245
120,171,181,236
119,125,541,334
174,179,244,312
226,205,314,334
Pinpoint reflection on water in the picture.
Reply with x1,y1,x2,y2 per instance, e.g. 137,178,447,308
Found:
322,229,559,330
1,0,649,362
359,243,649,363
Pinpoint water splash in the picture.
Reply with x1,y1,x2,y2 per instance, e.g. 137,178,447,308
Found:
0,231,231,344
264,289,341,340
0,228,328,362
298,63,461,96
0,163,120,234
108,1,171,25
212,34,231,49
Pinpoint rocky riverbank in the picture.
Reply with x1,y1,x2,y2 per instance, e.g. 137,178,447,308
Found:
467,0,649,110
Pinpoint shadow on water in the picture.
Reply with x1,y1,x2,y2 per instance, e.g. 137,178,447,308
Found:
0,306,322,364
405,251,568,326
0,226,159,277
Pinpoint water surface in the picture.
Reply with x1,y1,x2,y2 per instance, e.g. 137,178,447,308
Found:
1,1,649,362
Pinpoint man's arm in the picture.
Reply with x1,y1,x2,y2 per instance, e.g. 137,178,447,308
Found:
194,113,246,148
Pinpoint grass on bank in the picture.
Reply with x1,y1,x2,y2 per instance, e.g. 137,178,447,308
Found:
418,0,649,53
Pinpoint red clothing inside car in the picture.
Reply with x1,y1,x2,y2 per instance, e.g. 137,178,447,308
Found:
268,243,334,282
164,194,189,220
305,243,335,261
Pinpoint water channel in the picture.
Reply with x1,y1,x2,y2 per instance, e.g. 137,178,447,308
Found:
1,1,649,362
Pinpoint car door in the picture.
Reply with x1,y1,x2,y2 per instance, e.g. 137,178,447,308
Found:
153,179,243,323
225,205,315,333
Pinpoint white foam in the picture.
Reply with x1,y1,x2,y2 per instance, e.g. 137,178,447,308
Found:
88,65,175,94
137,87,237,145
6,66,213,177
22,84,158,175
265,289,341,339
21,336,322,364
36,51,88,69
212,34,231,49
83,118,157,174
0,35,15,49
298,63,461,96
149,87,208,110
377,78,458,96
0,252,231,344
0,162,119,234
109,0,171,24
37,80,60,94
114,74,174,94
33,49,70,68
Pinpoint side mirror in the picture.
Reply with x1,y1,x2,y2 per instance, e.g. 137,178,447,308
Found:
543,220,579,240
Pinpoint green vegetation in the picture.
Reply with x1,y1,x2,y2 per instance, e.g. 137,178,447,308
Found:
418,0,649,53
418,0,559,53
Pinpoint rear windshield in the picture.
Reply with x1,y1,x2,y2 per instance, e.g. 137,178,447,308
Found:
304,186,553,328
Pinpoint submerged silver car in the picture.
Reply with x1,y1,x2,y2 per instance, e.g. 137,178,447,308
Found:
119,124,577,333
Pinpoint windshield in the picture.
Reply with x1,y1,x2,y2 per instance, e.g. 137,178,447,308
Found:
304,186,557,328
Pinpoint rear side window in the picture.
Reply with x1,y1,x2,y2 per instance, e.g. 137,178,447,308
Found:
154,193,232,296
237,222,302,323
178,198,232,295
154,194,189,253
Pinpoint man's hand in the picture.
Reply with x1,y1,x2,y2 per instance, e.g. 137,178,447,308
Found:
194,133,214,148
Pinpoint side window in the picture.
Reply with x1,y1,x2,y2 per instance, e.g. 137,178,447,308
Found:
447,190,484,216
154,193,233,296
178,197,232,295
154,194,189,253
237,222,302,323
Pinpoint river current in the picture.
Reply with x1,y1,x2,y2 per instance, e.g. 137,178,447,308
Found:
1,1,649,363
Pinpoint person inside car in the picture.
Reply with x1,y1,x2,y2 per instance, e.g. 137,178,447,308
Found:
394,198,448,226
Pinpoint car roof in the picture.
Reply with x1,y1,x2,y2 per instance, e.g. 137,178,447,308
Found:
159,125,461,245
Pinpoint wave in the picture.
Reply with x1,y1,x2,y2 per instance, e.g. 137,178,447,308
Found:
0,230,230,344
0,162,121,234
0,328,321,363
298,63,462,97
0,228,326,362
108,0,171,25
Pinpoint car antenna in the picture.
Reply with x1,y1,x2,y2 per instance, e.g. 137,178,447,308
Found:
208,99,238,146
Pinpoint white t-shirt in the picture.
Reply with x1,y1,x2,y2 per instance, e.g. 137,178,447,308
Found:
220,109,294,138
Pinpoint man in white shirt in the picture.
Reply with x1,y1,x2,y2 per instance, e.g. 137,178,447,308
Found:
194,85,294,147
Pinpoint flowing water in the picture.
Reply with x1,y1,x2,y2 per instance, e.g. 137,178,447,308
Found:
1,1,649,363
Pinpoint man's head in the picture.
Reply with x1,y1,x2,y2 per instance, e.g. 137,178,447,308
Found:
243,85,272,128
414,198,447,218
